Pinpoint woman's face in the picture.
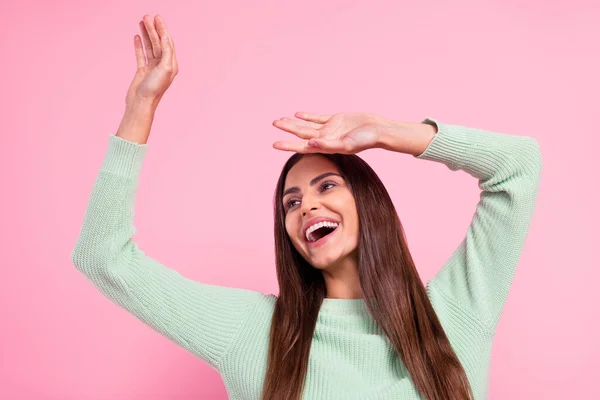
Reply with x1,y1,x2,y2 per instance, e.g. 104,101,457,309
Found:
282,154,359,270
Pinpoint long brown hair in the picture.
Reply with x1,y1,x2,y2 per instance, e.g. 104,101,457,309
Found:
261,152,474,400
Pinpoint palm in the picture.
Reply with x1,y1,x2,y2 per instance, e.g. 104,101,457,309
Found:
129,62,171,101
125,15,178,107
272,112,384,154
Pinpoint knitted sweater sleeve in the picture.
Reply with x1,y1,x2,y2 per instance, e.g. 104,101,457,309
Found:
416,117,542,334
70,134,266,371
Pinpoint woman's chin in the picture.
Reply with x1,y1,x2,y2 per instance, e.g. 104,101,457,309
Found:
308,252,343,270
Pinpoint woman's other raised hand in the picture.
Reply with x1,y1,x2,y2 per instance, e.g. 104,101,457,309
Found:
125,14,179,109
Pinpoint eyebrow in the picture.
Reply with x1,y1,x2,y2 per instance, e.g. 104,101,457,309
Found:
282,172,343,200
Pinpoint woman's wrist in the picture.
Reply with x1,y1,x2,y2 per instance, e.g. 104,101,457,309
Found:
375,117,437,156
116,99,157,145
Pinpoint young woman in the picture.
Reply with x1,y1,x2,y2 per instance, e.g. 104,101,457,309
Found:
71,15,542,400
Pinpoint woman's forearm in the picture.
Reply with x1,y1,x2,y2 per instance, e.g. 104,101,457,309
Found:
116,99,157,145
375,117,438,156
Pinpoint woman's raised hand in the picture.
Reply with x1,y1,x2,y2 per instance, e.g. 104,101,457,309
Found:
125,15,178,108
272,112,386,154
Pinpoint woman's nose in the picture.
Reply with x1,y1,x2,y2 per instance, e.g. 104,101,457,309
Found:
300,190,321,214
302,206,318,216
301,198,319,215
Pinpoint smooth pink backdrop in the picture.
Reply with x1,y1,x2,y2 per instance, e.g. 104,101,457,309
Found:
1,0,598,399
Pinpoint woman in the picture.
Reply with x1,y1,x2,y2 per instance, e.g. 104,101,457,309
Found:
71,15,542,400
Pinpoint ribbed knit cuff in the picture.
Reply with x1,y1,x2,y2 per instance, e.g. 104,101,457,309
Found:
413,117,465,171
99,134,149,179
415,117,541,180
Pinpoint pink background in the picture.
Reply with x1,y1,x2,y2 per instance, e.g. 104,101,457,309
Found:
1,0,598,398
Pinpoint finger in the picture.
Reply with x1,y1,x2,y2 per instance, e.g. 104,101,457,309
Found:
307,138,350,153
139,20,155,61
286,117,322,130
159,33,173,70
154,15,177,74
142,14,162,59
295,112,332,124
154,15,170,44
134,35,146,69
272,140,321,153
157,31,173,70
170,35,178,73
170,34,176,54
272,118,319,139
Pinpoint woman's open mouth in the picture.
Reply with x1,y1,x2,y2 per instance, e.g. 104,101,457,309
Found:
306,224,339,248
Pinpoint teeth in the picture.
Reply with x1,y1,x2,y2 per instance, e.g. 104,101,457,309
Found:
305,221,339,242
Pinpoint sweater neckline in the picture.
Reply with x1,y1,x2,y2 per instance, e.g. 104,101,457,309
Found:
319,297,371,314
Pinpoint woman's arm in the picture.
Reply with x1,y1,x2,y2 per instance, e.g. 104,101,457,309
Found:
271,111,542,333
70,130,267,371
381,117,543,334
72,15,270,371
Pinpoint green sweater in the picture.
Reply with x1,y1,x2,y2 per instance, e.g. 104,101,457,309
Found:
70,117,542,400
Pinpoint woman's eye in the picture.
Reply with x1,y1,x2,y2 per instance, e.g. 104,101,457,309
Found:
285,182,336,211
321,182,336,191
287,199,300,208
